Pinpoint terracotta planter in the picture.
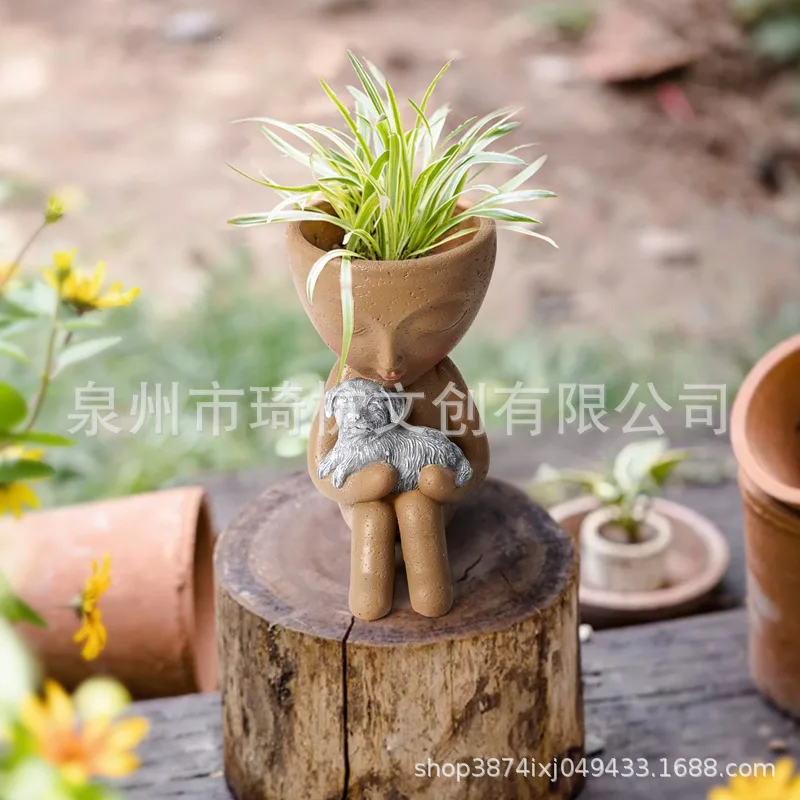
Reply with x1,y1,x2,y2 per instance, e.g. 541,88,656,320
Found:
731,333,800,509
738,468,800,716
0,487,218,699
285,209,496,385
551,495,729,627
284,209,497,620
580,505,672,593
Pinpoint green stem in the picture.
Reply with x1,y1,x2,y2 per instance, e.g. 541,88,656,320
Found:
0,220,47,294
23,301,68,433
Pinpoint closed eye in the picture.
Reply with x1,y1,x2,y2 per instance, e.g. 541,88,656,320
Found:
440,308,469,332
408,300,470,334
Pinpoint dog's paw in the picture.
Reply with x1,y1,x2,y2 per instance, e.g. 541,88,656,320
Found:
331,468,347,488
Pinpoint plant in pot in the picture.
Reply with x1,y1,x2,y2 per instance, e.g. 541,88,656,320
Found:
539,439,687,593
229,52,556,620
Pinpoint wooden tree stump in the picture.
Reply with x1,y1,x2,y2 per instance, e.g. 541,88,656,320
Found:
215,472,584,800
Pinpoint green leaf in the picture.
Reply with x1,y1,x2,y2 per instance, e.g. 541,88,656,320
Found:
337,255,354,383
5,282,57,317
0,317,41,339
613,439,669,494
0,592,46,627
649,450,688,487
0,383,27,430
0,295,40,320
3,431,74,447
53,336,121,376
0,459,55,482
307,248,359,303
60,316,104,332
0,340,28,364
0,570,46,628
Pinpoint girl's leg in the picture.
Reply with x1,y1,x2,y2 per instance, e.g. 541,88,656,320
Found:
349,500,397,621
394,490,453,617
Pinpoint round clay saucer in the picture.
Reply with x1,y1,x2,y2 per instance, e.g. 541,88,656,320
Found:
550,495,730,628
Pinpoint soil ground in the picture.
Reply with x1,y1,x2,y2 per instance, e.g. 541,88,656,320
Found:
2,0,800,342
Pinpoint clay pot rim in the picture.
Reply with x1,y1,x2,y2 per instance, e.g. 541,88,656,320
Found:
580,505,672,558
285,205,496,275
738,467,800,535
186,489,218,693
731,333,800,509
550,495,730,612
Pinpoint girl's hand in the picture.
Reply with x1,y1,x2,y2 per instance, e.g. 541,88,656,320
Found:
417,465,468,505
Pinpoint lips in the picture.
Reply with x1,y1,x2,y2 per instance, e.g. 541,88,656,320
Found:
380,372,405,383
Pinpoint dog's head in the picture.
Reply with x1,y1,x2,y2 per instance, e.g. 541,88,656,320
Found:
324,378,406,435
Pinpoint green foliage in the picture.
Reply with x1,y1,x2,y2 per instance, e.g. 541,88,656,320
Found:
731,0,800,62
0,572,45,628
752,14,800,61
527,1,597,38
0,384,27,429
33,249,332,505
533,439,688,543
229,52,556,376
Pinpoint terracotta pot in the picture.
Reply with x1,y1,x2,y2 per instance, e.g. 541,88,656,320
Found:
738,468,800,716
580,506,672,593
0,487,218,699
731,333,800,509
551,495,729,627
285,208,497,386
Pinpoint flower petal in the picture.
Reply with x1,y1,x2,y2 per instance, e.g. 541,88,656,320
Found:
19,694,47,737
91,751,140,778
44,680,75,732
104,717,149,752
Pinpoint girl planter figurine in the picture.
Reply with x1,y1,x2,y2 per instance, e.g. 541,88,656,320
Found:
230,53,556,620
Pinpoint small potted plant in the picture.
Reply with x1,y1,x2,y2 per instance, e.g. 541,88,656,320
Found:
228,53,556,620
539,439,687,593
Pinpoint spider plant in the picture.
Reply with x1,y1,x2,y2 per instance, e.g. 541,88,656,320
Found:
229,51,556,377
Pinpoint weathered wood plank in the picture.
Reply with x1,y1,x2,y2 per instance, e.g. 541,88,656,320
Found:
122,608,799,799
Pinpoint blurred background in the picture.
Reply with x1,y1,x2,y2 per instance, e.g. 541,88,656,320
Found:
3,0,800,505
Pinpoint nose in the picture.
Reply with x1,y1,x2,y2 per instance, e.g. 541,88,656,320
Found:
377,333,404,379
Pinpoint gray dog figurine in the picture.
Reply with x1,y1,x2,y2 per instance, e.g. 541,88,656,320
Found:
319,378,473,493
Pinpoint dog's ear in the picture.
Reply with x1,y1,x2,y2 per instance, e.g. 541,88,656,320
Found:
324,384,343,419
383,388,408,423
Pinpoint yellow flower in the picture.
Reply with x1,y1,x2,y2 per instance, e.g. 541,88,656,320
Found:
43,249,76,290
20,680,149,785
46,256,139,313
0,447,45,519
0,482,40,519
72,556,111,661
709,759,800,800
44,195,65,224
